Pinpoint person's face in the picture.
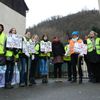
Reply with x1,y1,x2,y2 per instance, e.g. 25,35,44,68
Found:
11,28,16,34
44,36,48,40
32,35,39,42
34,35,39,41
85,36,88,40
72,35,78,39
0,26,3,33
90,33,95,38
26,32,31,39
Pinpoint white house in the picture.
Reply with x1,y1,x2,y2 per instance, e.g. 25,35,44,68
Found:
0,0,28,36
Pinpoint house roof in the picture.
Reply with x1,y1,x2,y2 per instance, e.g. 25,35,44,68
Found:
0,0,29,17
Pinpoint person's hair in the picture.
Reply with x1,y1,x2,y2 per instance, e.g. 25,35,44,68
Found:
9,28,16,34
25,31,28,34
41,34,48,40
0,24,4,31
25,31,31,35
32,34,39,40
88,31,98,37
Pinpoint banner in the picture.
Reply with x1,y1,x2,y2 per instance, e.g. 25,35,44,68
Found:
6,34,22,49
40,41,52,52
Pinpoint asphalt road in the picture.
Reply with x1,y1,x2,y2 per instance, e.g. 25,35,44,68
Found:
0,79,100,100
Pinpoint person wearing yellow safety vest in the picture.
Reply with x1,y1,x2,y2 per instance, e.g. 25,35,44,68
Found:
63,41,72,81
0,24,6,66
87,31,100,83
5,28,19,89
39,34,51,83
29,34,40,86
19,31,32,87
83,35,92,82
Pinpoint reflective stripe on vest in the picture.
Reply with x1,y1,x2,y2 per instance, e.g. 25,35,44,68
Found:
0,32,6,54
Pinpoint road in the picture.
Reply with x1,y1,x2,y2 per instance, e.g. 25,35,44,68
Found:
0,79,100,100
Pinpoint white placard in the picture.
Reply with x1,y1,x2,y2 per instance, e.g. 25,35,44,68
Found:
40,41,52,52
6,34,22,49
22,41,36,54
74,42,87,54
28,42,36,53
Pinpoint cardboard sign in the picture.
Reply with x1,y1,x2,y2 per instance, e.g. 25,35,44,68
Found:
40,41,52,52
6,34,22,49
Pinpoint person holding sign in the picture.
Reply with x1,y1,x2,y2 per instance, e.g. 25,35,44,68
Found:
19,31,32,87
63,39,72,81
5,28,18,89
29,34,40,86
69,31,83,84
39,34,51,83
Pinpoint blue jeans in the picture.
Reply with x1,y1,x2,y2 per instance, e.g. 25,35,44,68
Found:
20,57,28,84
40,59,48,75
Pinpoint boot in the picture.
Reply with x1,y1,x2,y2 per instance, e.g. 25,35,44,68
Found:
68,77,72,81
71,77,77,83
5,83,13,89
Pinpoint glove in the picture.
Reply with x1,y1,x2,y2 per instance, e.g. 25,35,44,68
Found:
25,52,30,57
32,55,35,60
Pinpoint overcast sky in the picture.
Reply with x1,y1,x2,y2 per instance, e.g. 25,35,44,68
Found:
25,0,99,28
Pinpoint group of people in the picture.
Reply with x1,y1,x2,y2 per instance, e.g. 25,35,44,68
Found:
0,24,100,89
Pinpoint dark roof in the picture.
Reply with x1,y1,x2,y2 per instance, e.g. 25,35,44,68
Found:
0,0,29,17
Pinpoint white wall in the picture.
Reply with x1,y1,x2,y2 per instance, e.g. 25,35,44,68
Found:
0,2,26,36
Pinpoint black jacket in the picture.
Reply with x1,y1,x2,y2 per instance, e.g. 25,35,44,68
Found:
52,41,65,57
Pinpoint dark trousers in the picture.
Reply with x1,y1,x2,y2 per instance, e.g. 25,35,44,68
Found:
66,61,72,79
54,63,62,78
84,55,92,80
5,61,15,84
29,56,39,83
71,54,83,80
90,62,100,82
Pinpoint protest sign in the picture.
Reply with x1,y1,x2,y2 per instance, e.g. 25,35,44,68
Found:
74,42,87,54
40,41,52,52
22,41,36,54
6,34,22,49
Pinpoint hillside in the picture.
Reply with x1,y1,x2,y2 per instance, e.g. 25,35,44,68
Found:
27,10,100,41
